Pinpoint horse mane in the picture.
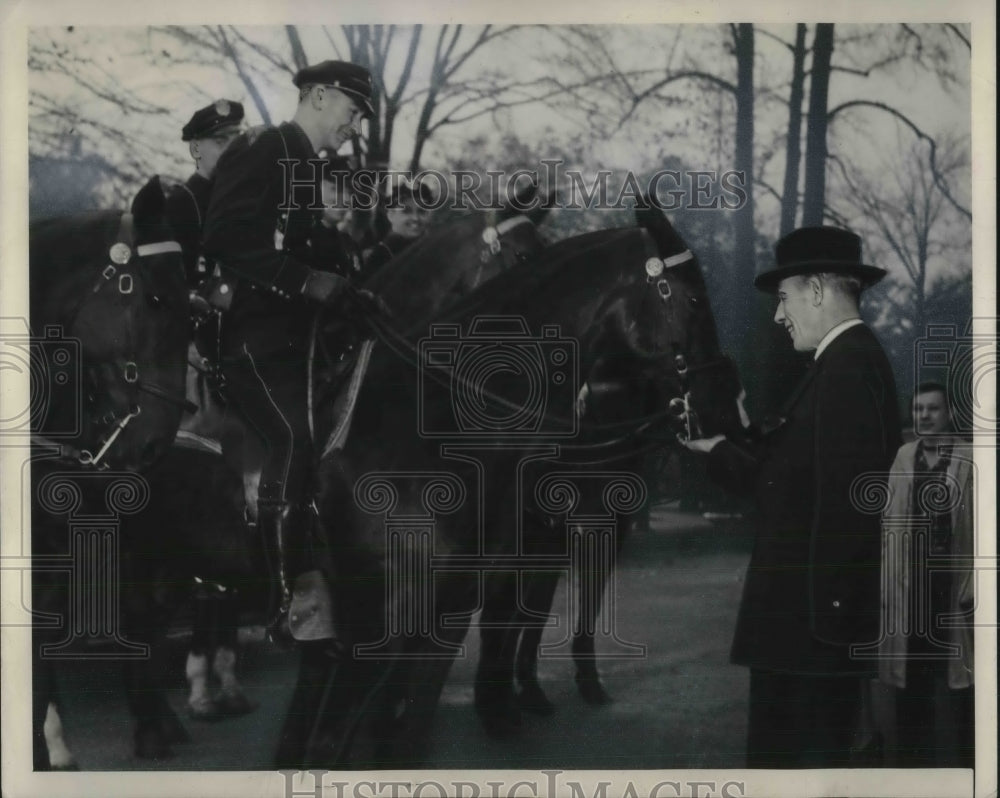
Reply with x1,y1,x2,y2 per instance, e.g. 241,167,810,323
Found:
364,210,483,295
428,226,640,329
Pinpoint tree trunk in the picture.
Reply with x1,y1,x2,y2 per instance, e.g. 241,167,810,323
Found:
731,24,761,400
286,26,309,71
801,23,834,226
780,24,808,236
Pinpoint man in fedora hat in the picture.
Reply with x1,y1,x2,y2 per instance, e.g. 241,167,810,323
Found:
201,60,382,643
683,226,902,767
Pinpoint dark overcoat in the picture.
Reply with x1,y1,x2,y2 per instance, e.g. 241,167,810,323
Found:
709,324,901,674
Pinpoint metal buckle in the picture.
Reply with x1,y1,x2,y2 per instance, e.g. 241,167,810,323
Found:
124,361,139,383
656,278,672,301
119,274,134,294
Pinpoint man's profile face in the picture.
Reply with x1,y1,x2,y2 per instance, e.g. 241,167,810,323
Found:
773,275,822,351
913,390,952,436
192,127,241,177
320,87,364,151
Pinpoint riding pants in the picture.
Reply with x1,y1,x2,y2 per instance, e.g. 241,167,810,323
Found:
220,337,314,508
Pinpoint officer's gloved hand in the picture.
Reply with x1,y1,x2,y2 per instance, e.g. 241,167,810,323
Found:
188,290,212,317
301,269,348,304
353,288,393,320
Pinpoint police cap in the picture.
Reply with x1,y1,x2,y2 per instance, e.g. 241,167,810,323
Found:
181,99,245,142
293,60,375,119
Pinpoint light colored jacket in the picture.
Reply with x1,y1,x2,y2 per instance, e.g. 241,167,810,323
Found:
878,440,975,689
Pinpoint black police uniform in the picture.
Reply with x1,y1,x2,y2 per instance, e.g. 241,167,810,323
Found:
164,99,245,287
203,120,345,508
201,61,374,640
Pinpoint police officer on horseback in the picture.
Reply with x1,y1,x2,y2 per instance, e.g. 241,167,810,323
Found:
165,99,245,287
202,60,379,642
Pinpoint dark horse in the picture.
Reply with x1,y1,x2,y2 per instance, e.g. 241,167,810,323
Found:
474,207,744,734
277,207,741,767
29,176,192,768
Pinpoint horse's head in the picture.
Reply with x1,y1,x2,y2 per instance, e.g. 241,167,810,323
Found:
29,176,191,471
571,207,743,441
365,181,549,332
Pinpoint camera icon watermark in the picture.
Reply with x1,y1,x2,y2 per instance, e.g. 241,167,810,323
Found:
0,320,82,438
913,321,997,435
418,316,578,439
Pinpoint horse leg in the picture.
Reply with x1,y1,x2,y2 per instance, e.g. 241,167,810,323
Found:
474,572,523,737
571,522,627,706
212,592,257,719
32,643,54,770
122,582,187,759
43,700,78,770
514,572,559,717
186,587,221,721
276,640,338,768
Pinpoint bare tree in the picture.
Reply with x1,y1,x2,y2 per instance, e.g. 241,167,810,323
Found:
801,24,835,226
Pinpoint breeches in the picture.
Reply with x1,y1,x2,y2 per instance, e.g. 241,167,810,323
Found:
221,338,314,506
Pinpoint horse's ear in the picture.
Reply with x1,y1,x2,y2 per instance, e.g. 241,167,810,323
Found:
131,175,167,225
634,195,686,255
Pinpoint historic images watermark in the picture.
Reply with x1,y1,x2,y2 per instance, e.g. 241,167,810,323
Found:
279,160,749,213
279,770,747,798
0,316,151,658
352,314,648,660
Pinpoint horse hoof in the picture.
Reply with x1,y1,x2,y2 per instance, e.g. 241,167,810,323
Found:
517,680,555,716
576,674,612,706
134,730,176,760
159,712,192,743
217,692,258,717
188,697,224,722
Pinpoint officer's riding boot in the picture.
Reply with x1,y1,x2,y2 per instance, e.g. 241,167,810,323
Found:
258,501,300,645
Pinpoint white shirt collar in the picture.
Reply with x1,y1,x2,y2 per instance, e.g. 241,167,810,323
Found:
814,318,864,360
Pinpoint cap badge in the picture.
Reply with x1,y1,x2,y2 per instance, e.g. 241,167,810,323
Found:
109,243,132,265
214,99,231,117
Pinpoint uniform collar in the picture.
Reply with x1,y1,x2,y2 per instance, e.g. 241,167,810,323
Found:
814,317,864,360
286,121,318,156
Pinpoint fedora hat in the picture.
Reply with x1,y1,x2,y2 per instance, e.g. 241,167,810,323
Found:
753,226,886,292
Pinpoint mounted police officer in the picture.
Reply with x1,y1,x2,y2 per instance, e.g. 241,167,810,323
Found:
201,60,379,642
165,99,245,287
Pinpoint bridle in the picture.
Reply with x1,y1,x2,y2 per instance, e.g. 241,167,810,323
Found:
350,228,731,463
32,211,195,469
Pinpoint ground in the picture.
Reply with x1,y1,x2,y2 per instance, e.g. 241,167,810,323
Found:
48,506,753,770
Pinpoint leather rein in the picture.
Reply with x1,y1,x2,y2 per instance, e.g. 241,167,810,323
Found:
31,212,195,469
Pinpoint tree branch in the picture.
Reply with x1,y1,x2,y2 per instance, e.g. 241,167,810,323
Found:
215,26,272,125
827,99,971,220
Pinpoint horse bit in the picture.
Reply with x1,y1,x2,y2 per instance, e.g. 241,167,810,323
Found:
33,213,194,469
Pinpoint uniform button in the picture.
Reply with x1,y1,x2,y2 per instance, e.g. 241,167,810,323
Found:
832,600,841,608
